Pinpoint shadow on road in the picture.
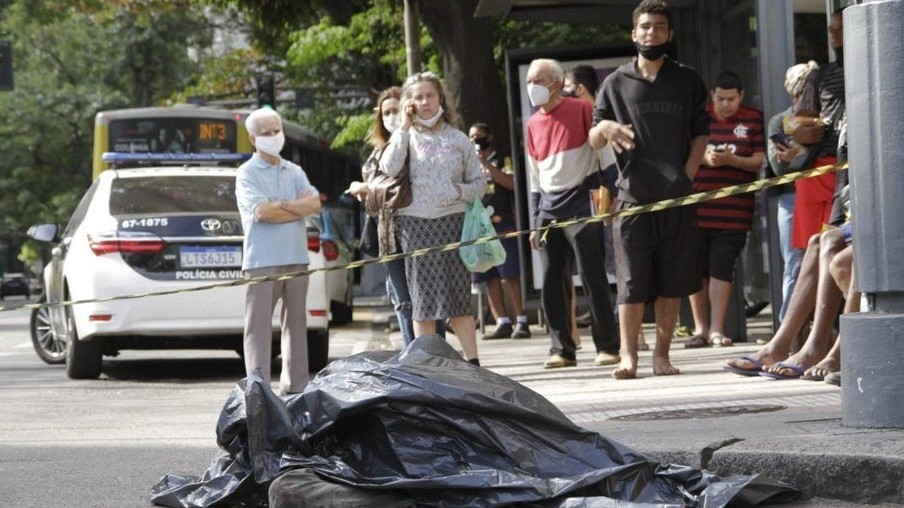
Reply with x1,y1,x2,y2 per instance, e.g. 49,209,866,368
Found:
101,356,247,382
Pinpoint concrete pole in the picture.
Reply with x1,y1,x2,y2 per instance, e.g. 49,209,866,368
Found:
841,0,904,428
403,0,422,76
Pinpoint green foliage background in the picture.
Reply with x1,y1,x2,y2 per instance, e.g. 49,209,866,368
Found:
0,0,628,274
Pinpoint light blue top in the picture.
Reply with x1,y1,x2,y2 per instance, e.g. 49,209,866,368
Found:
235,153,318,270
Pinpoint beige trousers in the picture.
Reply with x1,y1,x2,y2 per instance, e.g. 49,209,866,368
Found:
243,264,309,394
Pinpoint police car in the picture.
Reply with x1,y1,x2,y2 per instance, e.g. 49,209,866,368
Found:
27,154,331,379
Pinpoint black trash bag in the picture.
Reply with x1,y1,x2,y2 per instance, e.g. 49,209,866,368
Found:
151,335,799,507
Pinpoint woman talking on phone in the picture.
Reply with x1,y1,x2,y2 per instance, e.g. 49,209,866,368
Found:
347,86,444,346
379,72,485,365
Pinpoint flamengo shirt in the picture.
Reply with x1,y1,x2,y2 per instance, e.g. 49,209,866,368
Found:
693,103,764,231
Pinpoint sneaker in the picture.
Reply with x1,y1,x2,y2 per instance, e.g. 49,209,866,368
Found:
594,352,620,366
511,322,531,339
543,354,577,369
482,322,513,340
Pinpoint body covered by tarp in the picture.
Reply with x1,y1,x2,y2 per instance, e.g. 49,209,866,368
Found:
151,334,798,507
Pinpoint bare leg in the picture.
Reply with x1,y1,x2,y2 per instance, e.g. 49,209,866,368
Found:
804,245,856,379
637,329,649,350
484,278,508,323
613,303,643,379
726,233,822,370
449,315,478,361
652,297,681,375
708,278,734,345
413,320,436,338
765,230,847,376
688,278,711,340
502,277,526,317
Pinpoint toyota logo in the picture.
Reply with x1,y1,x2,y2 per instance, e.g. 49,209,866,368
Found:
200,218,222,232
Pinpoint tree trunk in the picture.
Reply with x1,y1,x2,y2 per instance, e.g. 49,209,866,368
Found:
418,0,510,149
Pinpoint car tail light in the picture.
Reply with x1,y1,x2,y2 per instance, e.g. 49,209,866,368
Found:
307,233,320,253
321,239,339,261
309,309,327,317
88,232,167,256
89,314,112,322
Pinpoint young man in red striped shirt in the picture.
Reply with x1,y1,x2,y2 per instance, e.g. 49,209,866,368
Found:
686,71,764,348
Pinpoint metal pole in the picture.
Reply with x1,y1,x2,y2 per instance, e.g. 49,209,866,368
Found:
841,0,904,428
404,0,422,76
755,0,794,333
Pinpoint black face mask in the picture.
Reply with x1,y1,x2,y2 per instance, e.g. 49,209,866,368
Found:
635,41,670,61
473,137,489,151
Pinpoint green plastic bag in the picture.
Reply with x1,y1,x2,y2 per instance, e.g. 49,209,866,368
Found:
459,199,506,273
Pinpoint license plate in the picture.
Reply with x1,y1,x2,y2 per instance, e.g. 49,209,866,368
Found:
180,246,242,268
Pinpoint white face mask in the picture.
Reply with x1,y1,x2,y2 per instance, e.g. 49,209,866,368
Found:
254,131,285,156
418,106,444,128
527,83,551,107
382,113,401,133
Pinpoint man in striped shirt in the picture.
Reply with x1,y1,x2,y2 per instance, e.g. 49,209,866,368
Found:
687,71,764,348
525,58,620,370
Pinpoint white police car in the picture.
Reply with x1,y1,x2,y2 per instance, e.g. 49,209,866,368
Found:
27,154,331,379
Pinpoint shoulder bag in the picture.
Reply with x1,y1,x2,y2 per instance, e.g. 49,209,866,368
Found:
365,147,412,217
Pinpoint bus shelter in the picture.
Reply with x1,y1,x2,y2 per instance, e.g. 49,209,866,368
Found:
476,0,852,339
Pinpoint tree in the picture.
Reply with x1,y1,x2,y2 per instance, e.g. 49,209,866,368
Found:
198,0,629,158
419,0,509,148
0,0,218,272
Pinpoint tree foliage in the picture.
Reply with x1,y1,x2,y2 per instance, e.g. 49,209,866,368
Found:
0,0,216,272
207,0,629,157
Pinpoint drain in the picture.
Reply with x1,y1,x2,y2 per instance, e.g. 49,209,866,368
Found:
610,404,786,421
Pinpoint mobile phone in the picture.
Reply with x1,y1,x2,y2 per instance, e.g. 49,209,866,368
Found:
770,134,790,150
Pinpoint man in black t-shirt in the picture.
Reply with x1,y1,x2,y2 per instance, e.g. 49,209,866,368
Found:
589,0,709,379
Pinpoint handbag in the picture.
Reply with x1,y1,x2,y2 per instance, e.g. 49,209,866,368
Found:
459,199,507,273
358,215,380,258
365,147,412,216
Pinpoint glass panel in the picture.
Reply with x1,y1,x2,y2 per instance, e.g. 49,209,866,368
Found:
109,176,238,215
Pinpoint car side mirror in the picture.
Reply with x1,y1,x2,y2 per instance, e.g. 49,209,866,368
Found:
27,223,60,243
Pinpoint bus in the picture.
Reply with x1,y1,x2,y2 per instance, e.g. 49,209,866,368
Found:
92,105,362,207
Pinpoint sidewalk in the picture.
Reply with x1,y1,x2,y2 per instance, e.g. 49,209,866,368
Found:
331,305,904,506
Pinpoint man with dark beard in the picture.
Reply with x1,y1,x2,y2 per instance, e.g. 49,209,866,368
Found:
589,0,709,379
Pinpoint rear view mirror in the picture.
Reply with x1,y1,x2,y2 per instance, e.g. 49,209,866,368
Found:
27,223,60,243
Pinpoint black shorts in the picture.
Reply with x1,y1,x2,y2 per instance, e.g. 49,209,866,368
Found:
613,204,701,304
697,229,747,282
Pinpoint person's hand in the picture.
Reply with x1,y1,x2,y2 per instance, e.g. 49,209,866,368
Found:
346,181,367,200
601,121,634,153
775,144,802,163
400,99,415,131
792,121,825,145
704,147,733,167
529,230,539,249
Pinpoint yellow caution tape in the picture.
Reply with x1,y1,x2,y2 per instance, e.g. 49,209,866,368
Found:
1,161,846,313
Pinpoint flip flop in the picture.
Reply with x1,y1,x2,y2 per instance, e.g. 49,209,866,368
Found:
683,335,710,349
722,355,765,376
759,361,806,380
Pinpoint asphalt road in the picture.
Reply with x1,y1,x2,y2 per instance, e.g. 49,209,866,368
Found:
0,299,891,507
0,301,245,508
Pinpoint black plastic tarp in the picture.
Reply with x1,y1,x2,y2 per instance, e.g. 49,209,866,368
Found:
151,334,799,507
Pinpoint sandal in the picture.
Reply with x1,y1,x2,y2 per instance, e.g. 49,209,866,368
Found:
683,335,710,349
710,333,733,347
